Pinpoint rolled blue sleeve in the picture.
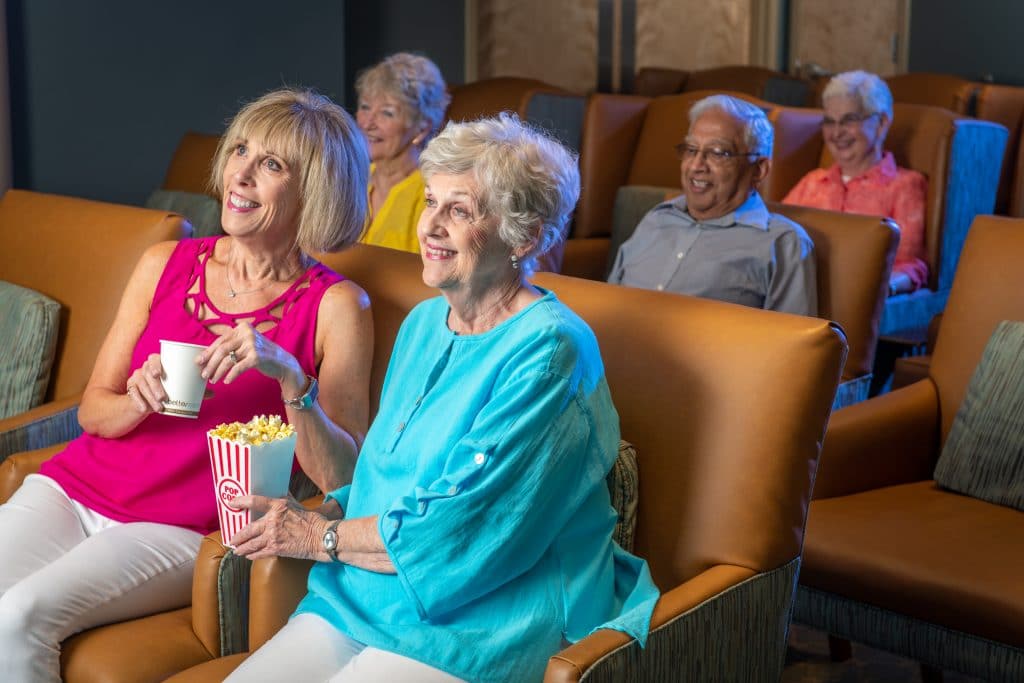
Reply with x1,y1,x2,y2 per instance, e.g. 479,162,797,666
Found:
325,484,351,513
380,369,613,621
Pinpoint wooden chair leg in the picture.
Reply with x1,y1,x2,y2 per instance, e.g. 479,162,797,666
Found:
827,634,852,662
920,663,944,683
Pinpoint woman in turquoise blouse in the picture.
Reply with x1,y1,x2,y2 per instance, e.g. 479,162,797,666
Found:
228,113,659,683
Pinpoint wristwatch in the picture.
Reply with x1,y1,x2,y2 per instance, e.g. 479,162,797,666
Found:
283,375,318,411
322,519,342,562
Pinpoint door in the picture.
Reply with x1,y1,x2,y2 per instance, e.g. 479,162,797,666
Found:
789,0,910,78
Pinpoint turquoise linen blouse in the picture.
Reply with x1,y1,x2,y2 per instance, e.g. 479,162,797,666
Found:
296,290,659,682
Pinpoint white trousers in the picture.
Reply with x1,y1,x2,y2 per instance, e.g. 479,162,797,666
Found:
226,612,467,683
0,475,202,683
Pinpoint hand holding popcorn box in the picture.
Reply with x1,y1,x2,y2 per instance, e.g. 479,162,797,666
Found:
208,415,296,547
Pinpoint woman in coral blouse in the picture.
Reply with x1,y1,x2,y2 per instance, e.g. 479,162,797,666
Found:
783,70,928,295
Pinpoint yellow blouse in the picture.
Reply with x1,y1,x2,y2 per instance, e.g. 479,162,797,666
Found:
361,167,425,254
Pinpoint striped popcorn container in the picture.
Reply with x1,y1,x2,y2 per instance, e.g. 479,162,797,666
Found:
207,416,296,547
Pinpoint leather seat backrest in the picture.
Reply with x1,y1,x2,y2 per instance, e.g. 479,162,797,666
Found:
763,106,825,201
633,67,689,97
316,245,433,417
607,184,893,384
626,90,770,188
445,77,565,124
885,72,978,115
930,215,1024,443
684,65,782,98
974,83,1024,215
533,270,846,588
0,190,189,401
574,93,651,240
319,243,845,590
820,102,956,291
768,202,898,380
162,131,222,198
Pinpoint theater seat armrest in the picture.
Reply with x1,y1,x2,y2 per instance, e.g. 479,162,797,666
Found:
0,394,83,460
247,556,315,649
0,443,66,502
813,379,939,500
892,354,932,390
246,495,324,649
191,533,231,657
545,564,756,682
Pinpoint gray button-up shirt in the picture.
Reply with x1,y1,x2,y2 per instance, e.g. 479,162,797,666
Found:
608,192,817,316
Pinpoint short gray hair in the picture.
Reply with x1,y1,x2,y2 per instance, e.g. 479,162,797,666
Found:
419,113,580,274
688,95,774,159
822,70,894,120
355,52,450,143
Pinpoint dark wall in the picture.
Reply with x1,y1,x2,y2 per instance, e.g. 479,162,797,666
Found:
344,1,464,108
8,0,347,206
909,1,1024,85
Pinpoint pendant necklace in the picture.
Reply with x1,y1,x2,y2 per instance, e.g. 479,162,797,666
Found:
225,245,301,298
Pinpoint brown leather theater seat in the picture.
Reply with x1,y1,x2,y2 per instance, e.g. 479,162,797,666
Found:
795,215,1024,681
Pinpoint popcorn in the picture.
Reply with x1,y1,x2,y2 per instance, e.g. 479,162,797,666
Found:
209,414,295,444
208,414,297,547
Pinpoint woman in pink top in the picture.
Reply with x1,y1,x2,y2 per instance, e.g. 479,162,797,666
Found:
783,70,929,295
0,89,374,682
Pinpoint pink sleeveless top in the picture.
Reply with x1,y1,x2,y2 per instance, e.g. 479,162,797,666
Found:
41,236,342,534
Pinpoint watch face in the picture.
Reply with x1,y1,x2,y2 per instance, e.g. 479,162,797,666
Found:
323,529,338,552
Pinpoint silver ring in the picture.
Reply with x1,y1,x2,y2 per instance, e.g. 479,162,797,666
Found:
229,350,238,364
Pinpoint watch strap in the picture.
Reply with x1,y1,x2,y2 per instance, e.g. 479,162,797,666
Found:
323,519,342,562
284,374,318,411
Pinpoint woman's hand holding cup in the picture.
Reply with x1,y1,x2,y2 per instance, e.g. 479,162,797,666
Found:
198,322,304,392
125,353,168,415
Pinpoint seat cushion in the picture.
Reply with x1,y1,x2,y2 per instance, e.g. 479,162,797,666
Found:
934,320,1024,511
62,606,214,683
0,281,61,419
802,480,1024,647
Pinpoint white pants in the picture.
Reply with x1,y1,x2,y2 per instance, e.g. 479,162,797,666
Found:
226,612,467,683
0,475,202,683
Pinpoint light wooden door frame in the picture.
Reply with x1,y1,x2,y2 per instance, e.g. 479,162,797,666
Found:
749,0,785,71
788,0,910,76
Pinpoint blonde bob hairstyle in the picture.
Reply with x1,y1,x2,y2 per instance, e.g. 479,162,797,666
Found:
355,52,450,146
419,113,580,274
210,87,369,253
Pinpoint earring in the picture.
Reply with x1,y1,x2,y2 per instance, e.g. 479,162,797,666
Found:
510,254,519,270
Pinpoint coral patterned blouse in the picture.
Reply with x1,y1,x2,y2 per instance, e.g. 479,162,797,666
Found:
783,152,929,290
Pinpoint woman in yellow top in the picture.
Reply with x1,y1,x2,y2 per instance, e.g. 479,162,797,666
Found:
356,53,450,253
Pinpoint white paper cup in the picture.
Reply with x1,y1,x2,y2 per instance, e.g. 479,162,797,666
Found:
208,431,296,547
159,340,208,418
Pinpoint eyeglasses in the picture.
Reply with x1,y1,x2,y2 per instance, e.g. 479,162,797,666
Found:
674,143,758,166
821,112,880,129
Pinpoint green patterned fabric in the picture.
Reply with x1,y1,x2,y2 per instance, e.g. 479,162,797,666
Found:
0,281,61,420
0,405,81,462
145,189,223,238
580,558,800,682
795,585,1024,681
217,550,251,656
934,320,1024,511
608,186,676,278
607,440,639,553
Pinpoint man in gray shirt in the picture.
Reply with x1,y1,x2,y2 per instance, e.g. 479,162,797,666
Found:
608,95,817,316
